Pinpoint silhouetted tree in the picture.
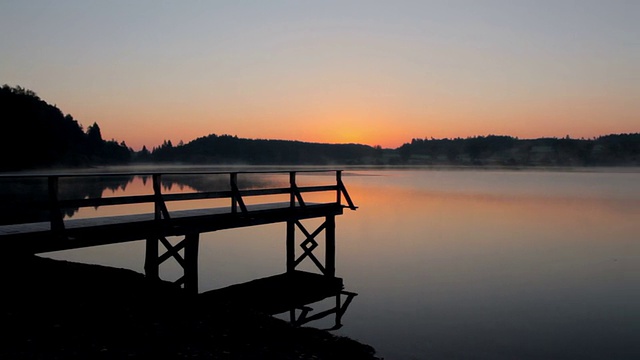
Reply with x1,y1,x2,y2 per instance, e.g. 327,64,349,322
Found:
0,84,132,170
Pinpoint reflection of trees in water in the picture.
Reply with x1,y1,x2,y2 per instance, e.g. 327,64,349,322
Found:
0,173,280,225
62,175,134,200
0,176,136,225
159,173,280,192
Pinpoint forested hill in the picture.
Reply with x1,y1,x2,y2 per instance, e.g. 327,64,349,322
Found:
397,134,640,167
1,85,132,170
144,134,382,165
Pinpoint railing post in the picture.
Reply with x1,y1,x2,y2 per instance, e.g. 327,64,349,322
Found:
47,176,64,232
231,172,238,213
290,171,305,207
152,174,170,220
289,171,296,207
230,172,248,213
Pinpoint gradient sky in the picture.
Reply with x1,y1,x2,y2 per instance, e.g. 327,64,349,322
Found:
1,1,638,150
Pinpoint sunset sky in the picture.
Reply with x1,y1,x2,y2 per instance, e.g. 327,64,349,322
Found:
1,1,638,150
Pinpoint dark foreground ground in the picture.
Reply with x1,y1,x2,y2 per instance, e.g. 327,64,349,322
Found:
1,255,381,359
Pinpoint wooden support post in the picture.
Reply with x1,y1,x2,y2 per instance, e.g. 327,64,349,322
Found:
286,220,295,273
184,233,200,295
144,237,159,280
325,215,336,278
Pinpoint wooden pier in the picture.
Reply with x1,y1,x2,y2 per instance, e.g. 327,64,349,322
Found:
0,169,358,327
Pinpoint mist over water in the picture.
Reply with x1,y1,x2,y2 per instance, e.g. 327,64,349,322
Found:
332,169,640,360
40,167,640,360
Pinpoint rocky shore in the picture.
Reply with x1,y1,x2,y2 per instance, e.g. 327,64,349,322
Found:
1,255,381,359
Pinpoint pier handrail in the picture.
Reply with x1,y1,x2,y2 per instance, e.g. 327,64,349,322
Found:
1,169,357,233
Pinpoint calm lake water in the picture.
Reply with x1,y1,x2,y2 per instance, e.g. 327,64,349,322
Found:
40,167,640,360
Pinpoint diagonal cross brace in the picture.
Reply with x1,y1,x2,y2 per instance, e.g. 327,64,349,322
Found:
157,235,187,267
293,220,327,274
146,233,199,293
291,291,358,329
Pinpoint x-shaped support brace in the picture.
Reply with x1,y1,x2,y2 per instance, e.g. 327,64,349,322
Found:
157,235,187,286
293,220,327,274
145,233,199,294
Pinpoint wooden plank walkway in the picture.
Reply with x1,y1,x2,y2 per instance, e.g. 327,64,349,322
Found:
0,201,344,253
0,170,358,299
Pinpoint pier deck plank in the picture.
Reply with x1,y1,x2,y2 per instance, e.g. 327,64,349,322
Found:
0,202,344,254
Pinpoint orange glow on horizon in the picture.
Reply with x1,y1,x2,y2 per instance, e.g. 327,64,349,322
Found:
88,93,638,152
101,109,639,152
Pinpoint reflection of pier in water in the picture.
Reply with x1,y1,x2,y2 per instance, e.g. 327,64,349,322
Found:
0,170,358,329
201,271,357,330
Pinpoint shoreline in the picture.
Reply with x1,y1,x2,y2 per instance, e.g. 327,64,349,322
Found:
1,255,381,359
3,163,640,176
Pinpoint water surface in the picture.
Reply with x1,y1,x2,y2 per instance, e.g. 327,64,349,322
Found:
42,167,640,360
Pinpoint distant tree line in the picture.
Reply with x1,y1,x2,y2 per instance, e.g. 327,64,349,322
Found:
2,84,638,170
1,85,133,170
142,133,639,167
397,134,640,166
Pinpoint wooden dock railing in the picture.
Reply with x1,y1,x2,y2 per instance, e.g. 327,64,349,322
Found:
1,169,357,291
0,169,356,233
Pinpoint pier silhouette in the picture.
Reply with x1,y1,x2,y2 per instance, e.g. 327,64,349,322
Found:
0,169,358,328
